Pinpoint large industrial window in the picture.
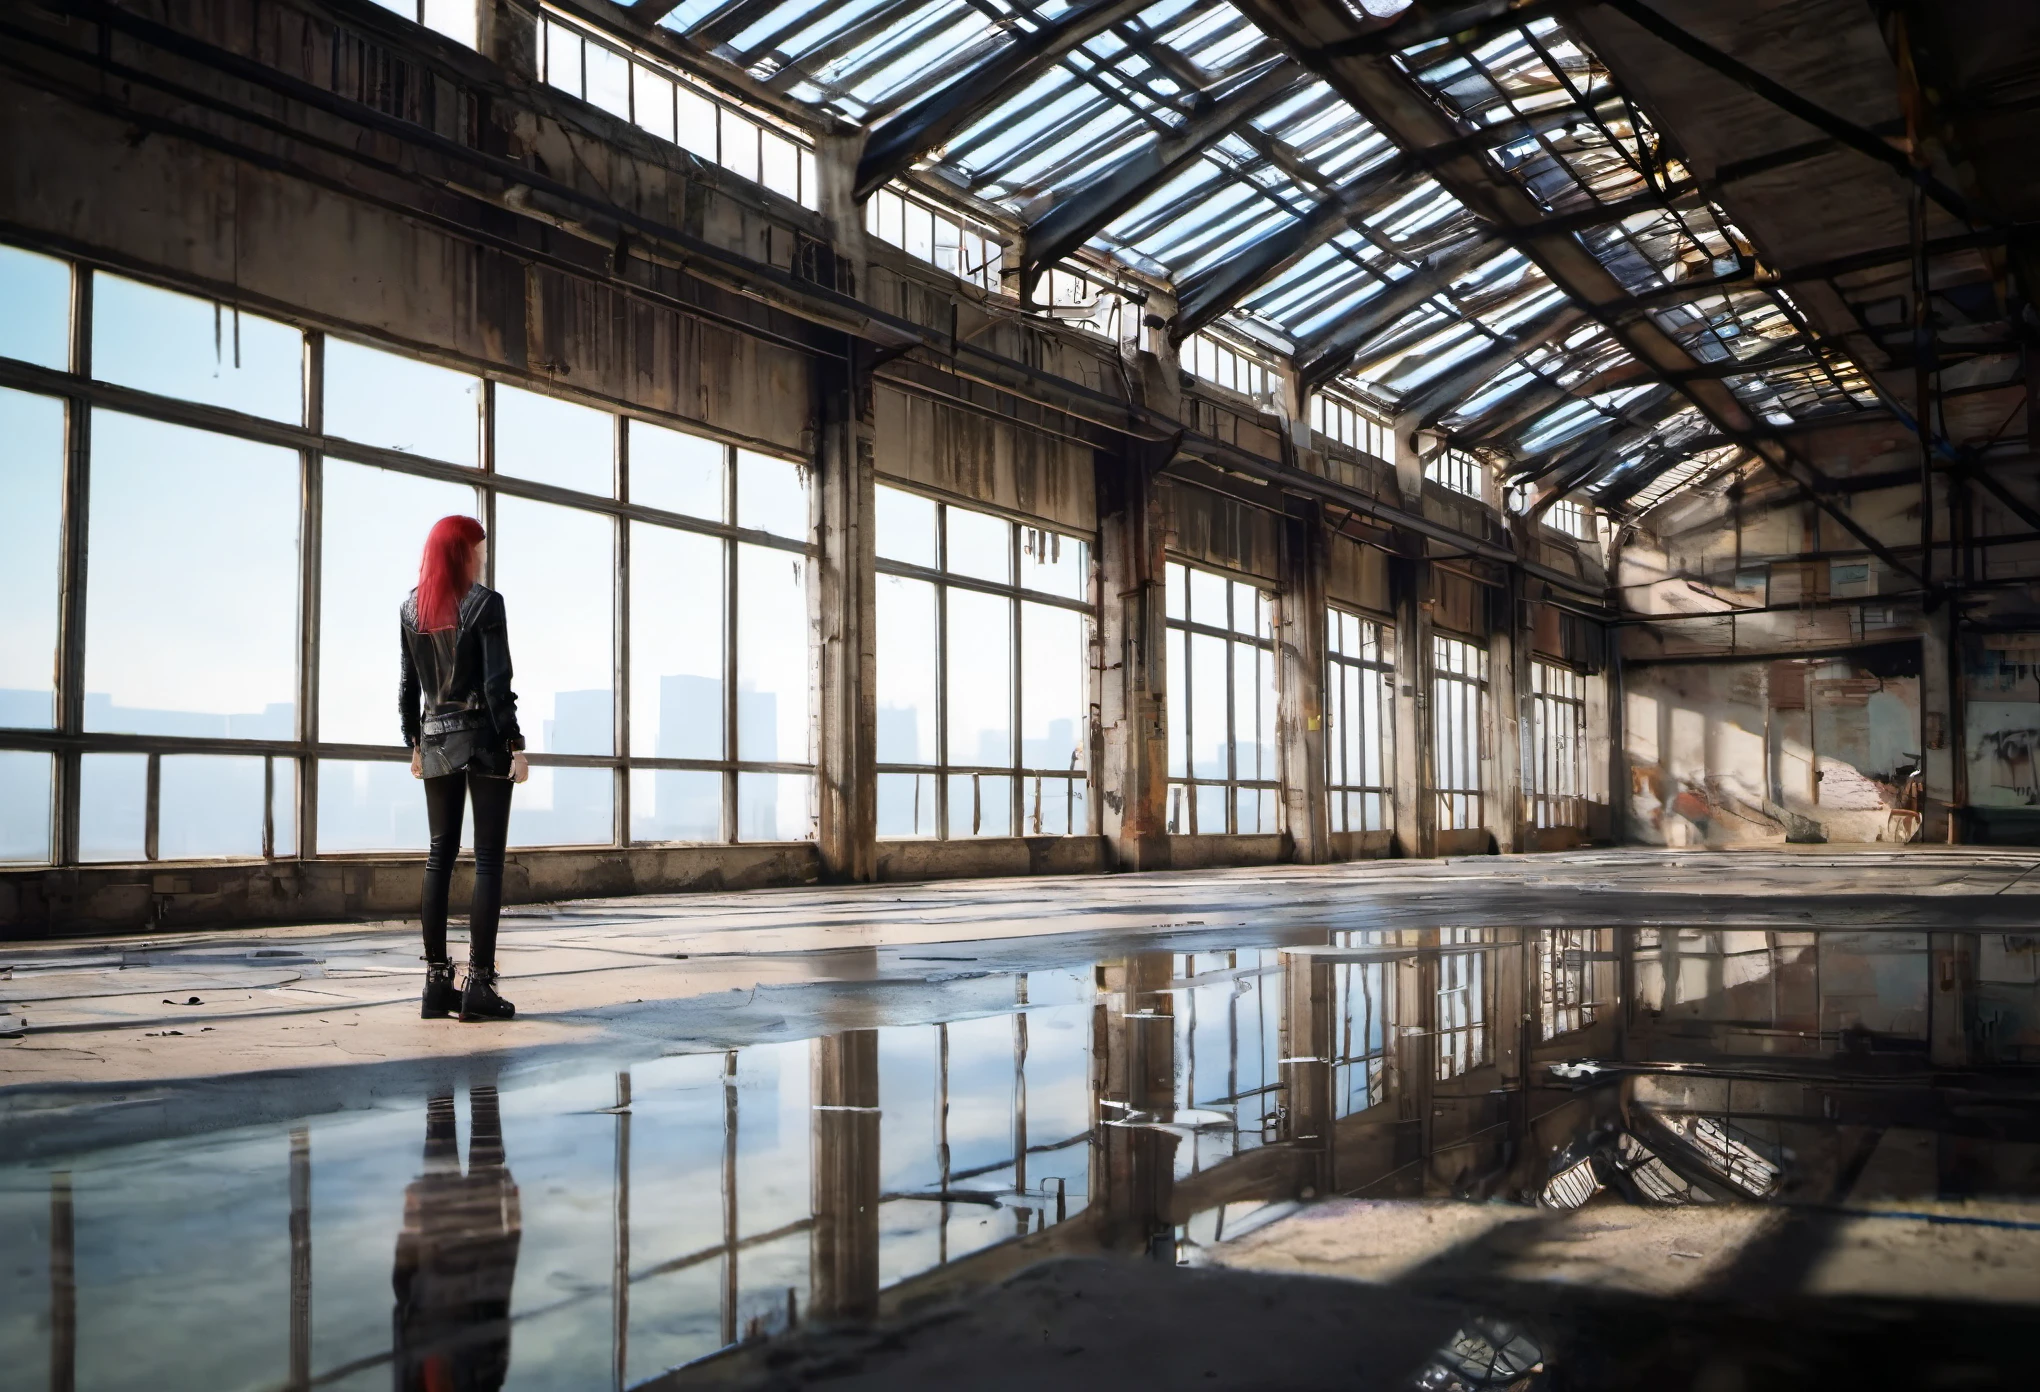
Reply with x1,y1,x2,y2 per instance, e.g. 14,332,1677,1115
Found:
1545,497,1593,541
1430,634,1487,832
1326,608,1393,835
873,485,1092,839
540,15,820,211
0,249,818,865
1309,389,1392,463
1333,955,1391,1115
1436,928,1492,1079
1528,659,1586,830
1426,447,1486,501
865,184,1005,294
1183,330,1273,401
1164,561,1278,836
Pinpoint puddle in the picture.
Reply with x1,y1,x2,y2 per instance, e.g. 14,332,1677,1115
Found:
2,926,2037,1390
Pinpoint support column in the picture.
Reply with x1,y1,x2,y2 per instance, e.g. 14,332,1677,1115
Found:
1095,443,1171,870
1388,547,1429,858
1920,617,1965,842
1093,952,1177,1255
1277,505,1331,863
811,133,878,880
1928,932,1971,1067
809,1030,880,1322
1279,948,1336,1198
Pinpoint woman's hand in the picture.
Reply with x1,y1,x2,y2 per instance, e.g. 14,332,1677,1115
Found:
410,747,422,779
511,752,530,784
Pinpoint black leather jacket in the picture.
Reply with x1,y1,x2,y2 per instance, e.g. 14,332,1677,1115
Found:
399,583,525,779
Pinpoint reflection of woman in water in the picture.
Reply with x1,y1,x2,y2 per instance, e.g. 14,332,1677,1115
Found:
392,1087,522,1392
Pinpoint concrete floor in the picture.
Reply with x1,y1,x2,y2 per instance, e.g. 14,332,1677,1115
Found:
4,846,2039,1391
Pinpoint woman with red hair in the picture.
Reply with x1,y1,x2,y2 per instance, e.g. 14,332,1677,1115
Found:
399,514,528,1022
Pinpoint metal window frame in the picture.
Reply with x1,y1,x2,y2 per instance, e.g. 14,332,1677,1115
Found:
0,252,818,867
1324,606,1395,836
872,486,1098,841
1527,658,1587,831
1163,557,1280,837
1429,632,1489,833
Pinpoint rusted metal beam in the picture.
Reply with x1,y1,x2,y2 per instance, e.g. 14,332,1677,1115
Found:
1023,58,1305,281
854,0,1152,201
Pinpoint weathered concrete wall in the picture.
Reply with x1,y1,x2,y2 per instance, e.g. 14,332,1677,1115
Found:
1623,646,1922,846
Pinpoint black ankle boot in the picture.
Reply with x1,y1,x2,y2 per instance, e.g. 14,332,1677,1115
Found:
421,962,458,1019
460,967,515,1022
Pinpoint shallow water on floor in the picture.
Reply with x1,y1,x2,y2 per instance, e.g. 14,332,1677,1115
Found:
3,926,2036,1391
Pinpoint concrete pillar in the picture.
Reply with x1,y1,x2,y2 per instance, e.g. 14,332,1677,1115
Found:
1392,935,1436,1191
1921,611,1968,842
1928,932,1971,1067
812,134,877,881
1279,948,1336,1198
1388,547,1430,858
813,347,878,881
808,1030,880,1321
477,0,539,77
1276,505,1331,864
1093,953,1177,1256
1094,443,1171,871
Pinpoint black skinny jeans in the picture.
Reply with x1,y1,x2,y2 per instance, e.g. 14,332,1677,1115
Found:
421,770,513,973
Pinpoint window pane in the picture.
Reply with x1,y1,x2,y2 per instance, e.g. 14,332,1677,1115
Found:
631,419,724,519
720,110,760,183
676,86,717,158
85,411,298,737
876,575,937,764
945,507,1010,585
320,461,477,745
1165,561,1186,621
876,771,935,837
875,485,936,567
92,273,302,422
0,751,53,863
1194,782,1227,837
509,765,612,846
1187,567,1226,627
945,588,1011,768
1230,580,1262,637
946,772,1010,838
495,496,613,755
158,754,265,859
736,449,807,539
421,0,477,47
586,43,632,119
496,384,613,495
0,244,69,369
1189,632,1228,780
1166,627,1186,780
272,757,297,857
633,65,676,143
318,757,449,853
760,130,799,200
735,544,809,763
630,767,721,842
543,19,583,97
738,770,812,841
0,388,64,728
630,522,723,761
1019,774,1084,836
80,752,147,862
325,339,480,465
1019,528,1086,600
1020,601,1085,771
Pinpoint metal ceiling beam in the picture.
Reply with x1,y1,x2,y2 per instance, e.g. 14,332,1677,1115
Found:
1318,0,1569,60
1234,0,1920,573
1171,158,1417,341
1598,0,1975,227
854,0,1152,201
1023,59,1306,280
1296,231,1496,392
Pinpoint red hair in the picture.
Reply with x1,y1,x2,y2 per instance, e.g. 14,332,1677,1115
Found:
415,514,485,631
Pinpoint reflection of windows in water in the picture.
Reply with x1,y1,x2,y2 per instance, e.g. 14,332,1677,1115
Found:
1436,928,1491,1079
1539,927,1608,1039
1411,1318,1546,1390
1334,959,1390,1115
1172,949,1284,1172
